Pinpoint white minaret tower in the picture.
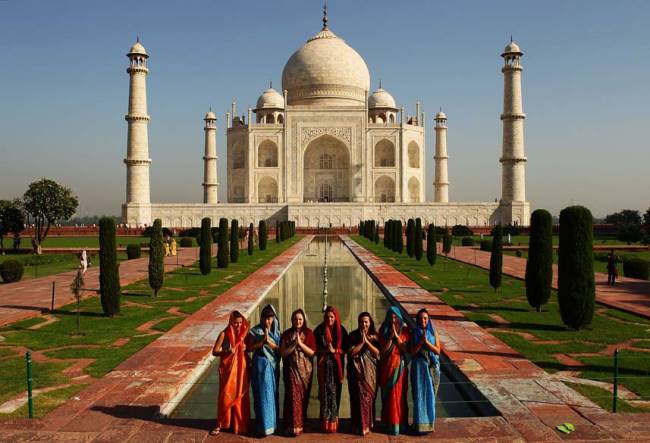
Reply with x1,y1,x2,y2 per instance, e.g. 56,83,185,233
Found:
434,109,449,202
500,38,527,204
203,110,219,204
123,39,151,226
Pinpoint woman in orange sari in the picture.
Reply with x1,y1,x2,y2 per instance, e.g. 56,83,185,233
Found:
378,306,410,435
280,308,316,436
211,310,251,435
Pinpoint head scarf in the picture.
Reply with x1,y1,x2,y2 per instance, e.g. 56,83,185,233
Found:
380,306,405,340
322,306,344,382
250,304,280,362
413,309,439,369
225,310,249,350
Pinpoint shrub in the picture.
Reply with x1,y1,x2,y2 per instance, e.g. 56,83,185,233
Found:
248,223,254,256
489,225,503,292
179,237,193,247
148,218,164,297
525,209,553,312
617,223,643,244
623,258,649,280
259,220,267,251
480,240,492,252
516,250,523,257
374,226,379,244
502,224,521,237
126,244,141,259
406,219,415,257
435,226,447,237
199,218,212,275
442,232,452,255
0,259,24,283
414,218,423,261
230,219,239,263
384,220,391,249
142,225,172,238
426,223,437,266
558,206,595,330
359,221,365,237
179,227,200,238
217,218,229,268
452,225,473,237
394,220,403,254
99,217,120,315
461,237,475,247
276,220,281,243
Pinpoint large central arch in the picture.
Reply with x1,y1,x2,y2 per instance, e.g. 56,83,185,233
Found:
303,134,350,202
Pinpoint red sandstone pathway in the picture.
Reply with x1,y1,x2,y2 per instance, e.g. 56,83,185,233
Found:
0,247,204,328
444,244,650,320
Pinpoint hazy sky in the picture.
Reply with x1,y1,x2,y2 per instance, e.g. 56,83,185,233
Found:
1,0,648,218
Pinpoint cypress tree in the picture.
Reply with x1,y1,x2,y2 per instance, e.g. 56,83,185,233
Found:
383,221,389,247
415,218,423,261
374,224,379,244
360,221,365,237
259,220,267,250
490,224,503,292
427,223,437,266
558,206,595,330
248,223,254,255
406,219,415,257
395,220,404,254
526,209,553,311
230,219,239,263
199,217,212,275
442,230,452,255
99,217,120,316
276,220,281,243
217,218,229,268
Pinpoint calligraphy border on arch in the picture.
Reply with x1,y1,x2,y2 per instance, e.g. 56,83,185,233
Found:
300,127,352,145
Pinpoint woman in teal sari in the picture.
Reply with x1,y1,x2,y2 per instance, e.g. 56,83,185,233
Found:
409,308,441,433
246,304,281,436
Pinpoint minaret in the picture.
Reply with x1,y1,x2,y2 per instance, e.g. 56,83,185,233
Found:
500,39,527,203
203,110,219,204
434,110,449,202
124,39,151,226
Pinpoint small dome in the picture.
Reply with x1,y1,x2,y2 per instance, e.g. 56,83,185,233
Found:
282,27,370,106
502,40,522,56
128,41,148,57
255,88,285,110
205,110,216,120
435,111,447,120
369,88,396,109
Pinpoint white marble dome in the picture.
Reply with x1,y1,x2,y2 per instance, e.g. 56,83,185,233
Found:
256,87,285,109
369,87,396,109
205,110,216,120
502,40,522,55
128,41,147,56
282,27,370,106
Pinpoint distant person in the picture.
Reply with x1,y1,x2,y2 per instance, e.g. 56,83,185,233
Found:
507,233,512,244
13,233,21,251
163,236,171,256
170,237,177,256
607,249,618,285
80,249,88,274
211,311,251,436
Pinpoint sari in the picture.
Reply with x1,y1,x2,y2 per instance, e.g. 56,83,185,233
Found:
411,318,440,432
281,309,317,436
217,312,251,434
378,306,410,435
313,306,348,433
246,304,281,436
347,322,379,435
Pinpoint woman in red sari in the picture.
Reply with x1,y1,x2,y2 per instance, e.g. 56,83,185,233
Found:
314,306,348,433
280,308,317,436
378,306,410,435
211,310,251,435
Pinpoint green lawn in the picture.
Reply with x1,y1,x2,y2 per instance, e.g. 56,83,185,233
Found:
0,236,300,418
353,236,650,412
468,234,627,246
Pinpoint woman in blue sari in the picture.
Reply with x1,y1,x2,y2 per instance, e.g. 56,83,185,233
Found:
246,304,281,436
409,308,441,433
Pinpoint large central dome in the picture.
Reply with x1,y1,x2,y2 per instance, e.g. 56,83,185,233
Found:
282,27,370,106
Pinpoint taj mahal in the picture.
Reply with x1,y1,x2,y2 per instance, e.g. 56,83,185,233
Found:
122,10,530,228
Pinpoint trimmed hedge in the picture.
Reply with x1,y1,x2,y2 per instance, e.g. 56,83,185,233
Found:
199,218,212,275
394,220,404,254
480,240,492,252
558,206,595,330
461,237,475,247
217,218,229,268
414,218,423,261
179,237,193,247
248,223,254,256
126,244,141,260
148,218,164,296
0,259,24,283
99,217,120,315
623,258,649,280
442,232,452,255
406,219,415,257
426,223,437,266
489,225,503,292
525,209,553,311
259,220,267,251
452,225,473,237
230,219,239,263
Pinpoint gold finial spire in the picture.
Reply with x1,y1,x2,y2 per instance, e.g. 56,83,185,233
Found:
270,80,273,89
322,1,328,30
379,79,382,89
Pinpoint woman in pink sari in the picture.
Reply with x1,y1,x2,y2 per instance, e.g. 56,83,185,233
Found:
280,308,316,436
211,311,251,435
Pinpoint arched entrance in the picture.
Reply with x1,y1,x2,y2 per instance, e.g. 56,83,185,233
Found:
408,176,420,202
258,177,278,203
374,175,395,202
303,135,350,202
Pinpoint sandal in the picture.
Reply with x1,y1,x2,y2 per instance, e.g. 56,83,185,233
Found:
209,428,220,435
556,423,575,434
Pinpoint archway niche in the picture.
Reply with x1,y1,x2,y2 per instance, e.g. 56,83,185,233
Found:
408,141,420,168
374,175,395,202
258,140,278,167
303,135,350,202
374,139,395,167
258,177,278,203
408,176,420,202
232,146,245,169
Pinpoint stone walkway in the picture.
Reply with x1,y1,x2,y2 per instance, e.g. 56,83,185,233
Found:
342,236,650,442
0,247,203,328
443,245,650,320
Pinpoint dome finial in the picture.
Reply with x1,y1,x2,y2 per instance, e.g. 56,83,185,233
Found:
510,35,513,43
379,79,382,89
270,80,273,89
322,1,328,30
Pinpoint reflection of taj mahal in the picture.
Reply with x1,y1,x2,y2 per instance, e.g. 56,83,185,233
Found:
122,10,530,228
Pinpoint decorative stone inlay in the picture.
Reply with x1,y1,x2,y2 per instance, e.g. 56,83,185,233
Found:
301,126,352,145
124,114,150,122
124,158,152,165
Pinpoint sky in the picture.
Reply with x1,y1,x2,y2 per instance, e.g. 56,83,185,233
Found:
1,0,649,218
